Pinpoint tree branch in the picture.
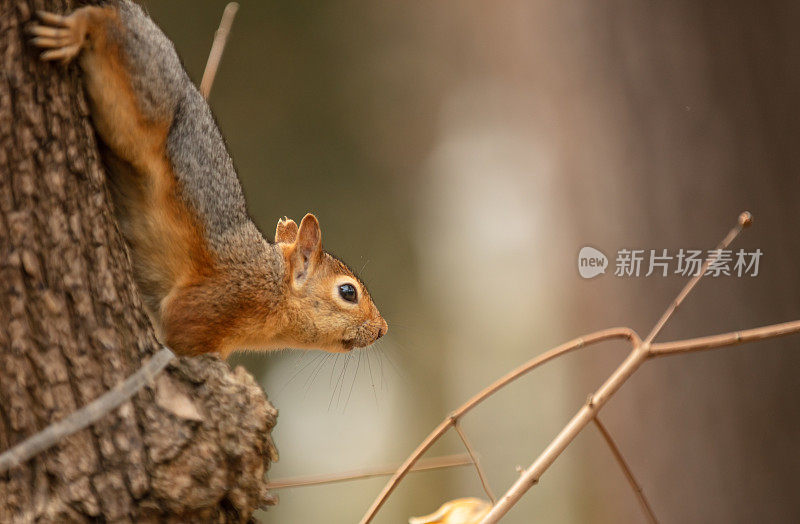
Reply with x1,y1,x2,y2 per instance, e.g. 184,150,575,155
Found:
643,211,751,344
267,454,472,490
359,327,639,523
650,319,800,356
479,212,757,523
200,2,239,99
454,422,496,503
593,417,658,524
360,212,800,524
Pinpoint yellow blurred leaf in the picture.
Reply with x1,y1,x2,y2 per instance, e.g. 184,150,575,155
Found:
409,497,492,524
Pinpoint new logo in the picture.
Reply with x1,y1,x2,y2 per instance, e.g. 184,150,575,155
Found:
578,246,608,279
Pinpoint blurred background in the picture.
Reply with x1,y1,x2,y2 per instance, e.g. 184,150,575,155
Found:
141,1,800,522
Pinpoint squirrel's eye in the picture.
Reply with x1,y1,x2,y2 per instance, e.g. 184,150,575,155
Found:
338,283,358,303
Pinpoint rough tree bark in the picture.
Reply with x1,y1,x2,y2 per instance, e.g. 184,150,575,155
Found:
0,0,278,521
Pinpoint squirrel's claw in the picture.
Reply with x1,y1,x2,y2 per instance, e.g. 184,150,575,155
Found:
36,10,71,27
29,11,85,64
27,24,69,39
39,45,82,63
30,36,72,49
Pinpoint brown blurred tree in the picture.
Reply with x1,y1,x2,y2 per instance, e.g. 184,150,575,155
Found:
0,1,277,521
547,2,800,522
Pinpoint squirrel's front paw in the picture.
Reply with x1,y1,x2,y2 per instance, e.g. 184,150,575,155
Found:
28,10,88,64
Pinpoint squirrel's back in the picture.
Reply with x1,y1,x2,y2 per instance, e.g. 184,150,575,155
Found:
118,2,251,245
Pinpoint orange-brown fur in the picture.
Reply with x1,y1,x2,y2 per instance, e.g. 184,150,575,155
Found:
31,4,387,358
67,8,223,351
76,8,216,308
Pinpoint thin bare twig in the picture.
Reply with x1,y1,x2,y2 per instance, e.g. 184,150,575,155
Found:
454,421,496,503
0,347,174,474
479,212,751,523
482,341,651,523
359,327,640,523
200,2,239,99
644,211,751,344
649,319,800,356
593,417,658,524
361,212,800,524
266,453,472,489
474,313,800,523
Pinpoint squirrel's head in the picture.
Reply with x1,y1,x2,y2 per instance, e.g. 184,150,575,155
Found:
274,213,388,353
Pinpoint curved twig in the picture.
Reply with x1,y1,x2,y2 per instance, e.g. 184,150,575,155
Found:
359,327,640,524
361,212,800,524
479,212,755,522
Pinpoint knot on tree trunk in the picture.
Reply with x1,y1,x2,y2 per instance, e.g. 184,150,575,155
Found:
145,357,280,520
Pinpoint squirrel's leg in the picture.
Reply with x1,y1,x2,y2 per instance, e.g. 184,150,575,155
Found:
30,7,215,339
30,8,169,169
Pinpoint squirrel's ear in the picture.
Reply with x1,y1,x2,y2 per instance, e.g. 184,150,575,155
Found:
291,213,323,282
275,217,298,244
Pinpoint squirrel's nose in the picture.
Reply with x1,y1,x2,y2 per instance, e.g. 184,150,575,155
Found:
376,318,388,339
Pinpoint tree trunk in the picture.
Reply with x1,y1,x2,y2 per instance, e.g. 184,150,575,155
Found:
0,1,278,521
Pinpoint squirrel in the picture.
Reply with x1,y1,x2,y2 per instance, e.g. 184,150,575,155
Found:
28,1,387,359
